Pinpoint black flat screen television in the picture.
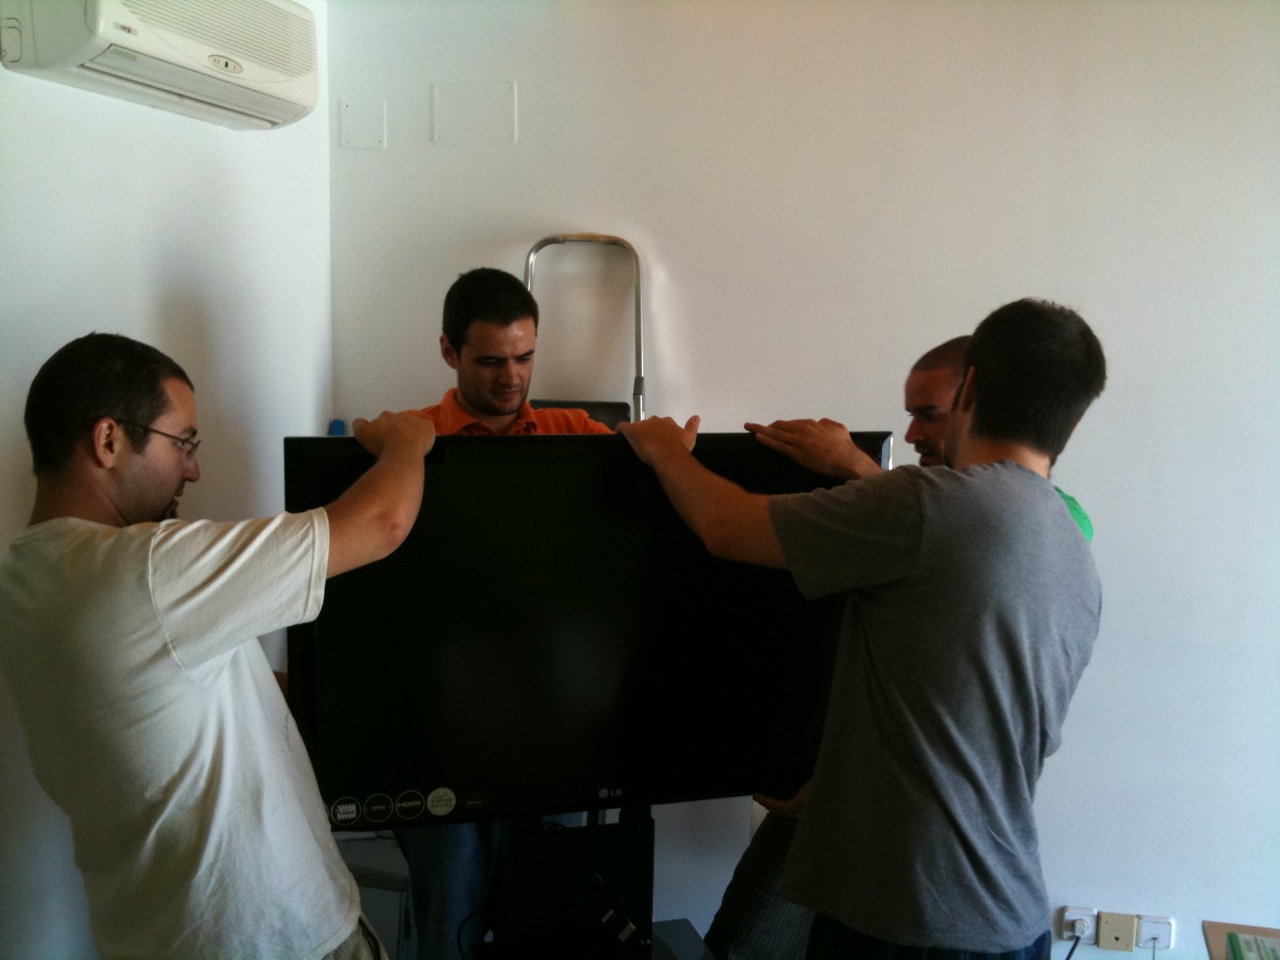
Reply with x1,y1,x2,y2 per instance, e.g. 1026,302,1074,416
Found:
286,431,890,830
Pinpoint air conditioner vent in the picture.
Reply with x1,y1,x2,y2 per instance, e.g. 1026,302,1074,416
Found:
120,0,315,77
88,43,306,123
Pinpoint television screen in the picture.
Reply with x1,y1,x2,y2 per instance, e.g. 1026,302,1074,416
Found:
286,431,890,830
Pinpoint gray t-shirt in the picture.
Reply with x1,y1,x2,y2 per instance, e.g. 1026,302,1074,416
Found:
770,462,1100,952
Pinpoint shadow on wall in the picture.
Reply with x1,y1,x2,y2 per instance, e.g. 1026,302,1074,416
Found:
0,681,100,959
0,444,36,538
0,349,99,958
153,290,258,522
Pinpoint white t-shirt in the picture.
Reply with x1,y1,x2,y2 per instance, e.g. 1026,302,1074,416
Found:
0,509,359,960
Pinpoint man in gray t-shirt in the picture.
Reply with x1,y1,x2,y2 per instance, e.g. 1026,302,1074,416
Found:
705,334,973,960
619,299,1106,960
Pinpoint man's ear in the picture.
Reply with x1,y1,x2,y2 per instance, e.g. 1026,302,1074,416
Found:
440,334,460,371
90,418,126,468
956,367,977,414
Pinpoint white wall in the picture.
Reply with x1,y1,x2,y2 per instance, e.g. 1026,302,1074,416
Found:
0,3,332,956
326,0,1279,950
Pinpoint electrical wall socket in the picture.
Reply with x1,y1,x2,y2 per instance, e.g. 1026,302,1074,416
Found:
1099,912,1139,951
1060,907,1098,944
1138,916,1176,950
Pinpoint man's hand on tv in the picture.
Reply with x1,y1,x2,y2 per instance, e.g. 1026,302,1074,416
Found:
352,411,437,460
744,418,882,480
753,780,810,819
617,415,700,467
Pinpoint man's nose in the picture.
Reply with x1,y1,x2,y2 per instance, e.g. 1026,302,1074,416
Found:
904,417,923,444
185,456,201,483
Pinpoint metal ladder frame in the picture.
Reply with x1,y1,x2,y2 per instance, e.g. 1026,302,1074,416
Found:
524,233,646,423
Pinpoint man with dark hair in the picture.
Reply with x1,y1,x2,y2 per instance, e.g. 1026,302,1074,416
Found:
711,324,1096,960
410,266,612,436
440,264,540,354
0,332,437,960
401,267,612,960
957,299,1106,464
22,332,195,477
619,299,1105,960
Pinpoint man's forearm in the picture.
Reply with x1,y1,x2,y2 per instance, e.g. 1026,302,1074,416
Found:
324,413,436,578
324,442,426,577
636,433,786,569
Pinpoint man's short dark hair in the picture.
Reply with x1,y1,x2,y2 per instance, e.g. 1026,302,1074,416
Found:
912,335,970,374
24,333,193,475
963,299,1106,461
441,268,539,353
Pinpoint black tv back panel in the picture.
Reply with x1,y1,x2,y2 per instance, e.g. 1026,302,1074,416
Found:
286,431,890,831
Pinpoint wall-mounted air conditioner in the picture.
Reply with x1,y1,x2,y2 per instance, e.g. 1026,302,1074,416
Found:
0,0,317,130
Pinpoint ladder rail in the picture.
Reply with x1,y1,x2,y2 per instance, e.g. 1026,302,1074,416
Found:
524,233,646,423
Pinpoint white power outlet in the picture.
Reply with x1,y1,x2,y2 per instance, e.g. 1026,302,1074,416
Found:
1060,906,1098,944
1138,916,1176,950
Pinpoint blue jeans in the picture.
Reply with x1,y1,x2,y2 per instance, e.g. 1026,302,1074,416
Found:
807,914,1051,960
396,821,512,960
705,812,813,960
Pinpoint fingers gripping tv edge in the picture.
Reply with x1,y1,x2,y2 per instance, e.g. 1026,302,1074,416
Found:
286,432,890,831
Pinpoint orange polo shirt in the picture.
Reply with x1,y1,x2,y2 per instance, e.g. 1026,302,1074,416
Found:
407,388,614,436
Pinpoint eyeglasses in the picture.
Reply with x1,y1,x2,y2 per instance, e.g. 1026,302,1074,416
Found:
119,422,201,458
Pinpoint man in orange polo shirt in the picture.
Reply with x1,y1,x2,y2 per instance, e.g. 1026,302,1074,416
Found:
408,266,613,437
400,266,611,960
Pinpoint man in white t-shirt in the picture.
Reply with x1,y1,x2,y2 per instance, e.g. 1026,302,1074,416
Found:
0,333,436,960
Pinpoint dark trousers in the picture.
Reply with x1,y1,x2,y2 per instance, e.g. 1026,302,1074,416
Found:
807,914,1051,960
